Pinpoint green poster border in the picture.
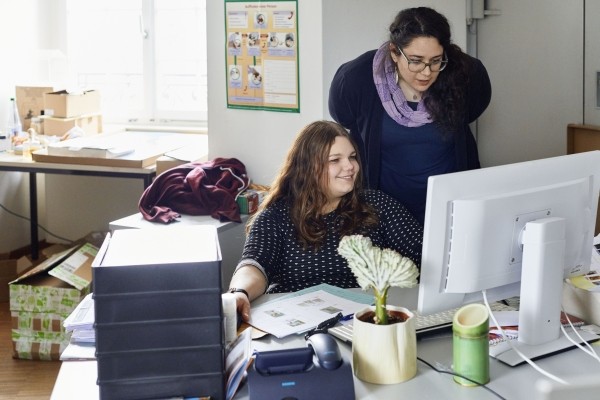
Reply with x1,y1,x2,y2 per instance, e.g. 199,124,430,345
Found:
224,0,300,113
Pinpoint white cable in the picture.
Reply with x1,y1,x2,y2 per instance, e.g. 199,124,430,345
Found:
559,306,600,363
483,290,569,385
219,166,249,200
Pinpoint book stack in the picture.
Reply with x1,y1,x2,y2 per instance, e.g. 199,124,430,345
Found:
92,226,225,400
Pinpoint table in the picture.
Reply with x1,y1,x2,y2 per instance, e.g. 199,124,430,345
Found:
0,152,156,259
50,287,600,400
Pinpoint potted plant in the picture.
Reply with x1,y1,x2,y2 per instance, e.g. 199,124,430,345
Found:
338,235,420,384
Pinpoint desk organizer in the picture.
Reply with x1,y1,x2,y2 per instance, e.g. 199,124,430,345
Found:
92,226,225,400
93,288,221,323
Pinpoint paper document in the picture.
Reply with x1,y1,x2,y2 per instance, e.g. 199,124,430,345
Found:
249,285,372,338
60,341,96,361
63,293,95,332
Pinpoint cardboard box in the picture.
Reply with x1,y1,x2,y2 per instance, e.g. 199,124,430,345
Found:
43,113,103,136
0,255,32,302
9,242,99,360
15,85,54,131
236,190,259,214
43,90,101,118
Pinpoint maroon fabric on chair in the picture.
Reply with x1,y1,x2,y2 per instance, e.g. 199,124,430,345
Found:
139,157,249,223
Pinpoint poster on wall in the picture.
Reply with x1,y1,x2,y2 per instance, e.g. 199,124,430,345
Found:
225,0,299,113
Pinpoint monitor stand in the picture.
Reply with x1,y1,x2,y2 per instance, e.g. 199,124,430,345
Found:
492,217,600,366
489,327,600,366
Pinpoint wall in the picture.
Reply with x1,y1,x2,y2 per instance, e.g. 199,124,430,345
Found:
475,0,584,167
585,0,600,125
206,1,324,186
0,0,66,254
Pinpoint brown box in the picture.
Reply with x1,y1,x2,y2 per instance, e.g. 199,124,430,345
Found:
0,255,32,302
236,190,259,214
15,86,54,131
43,113,103,136
43,90,101,118
10,243,99,360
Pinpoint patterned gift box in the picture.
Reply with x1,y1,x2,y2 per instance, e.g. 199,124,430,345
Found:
9,242,98,360
11,329,71,360
11,311,68,332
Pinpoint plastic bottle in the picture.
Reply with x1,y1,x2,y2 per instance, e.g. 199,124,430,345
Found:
6,97,22,146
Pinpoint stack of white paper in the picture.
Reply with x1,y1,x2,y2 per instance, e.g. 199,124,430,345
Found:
61,293,96,360
64,292,95,341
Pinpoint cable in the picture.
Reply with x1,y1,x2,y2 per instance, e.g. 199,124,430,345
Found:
0,201,75,244
219,166,249,201
483,290,568,385
559,306,600,363
417,357,506,399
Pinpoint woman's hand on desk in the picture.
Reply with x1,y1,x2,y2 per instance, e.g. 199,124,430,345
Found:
228,264,268,322
230,291,251,322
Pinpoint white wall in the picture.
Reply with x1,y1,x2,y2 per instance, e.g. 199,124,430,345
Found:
475,0,584,167
0,0,66,253
585,0,600,125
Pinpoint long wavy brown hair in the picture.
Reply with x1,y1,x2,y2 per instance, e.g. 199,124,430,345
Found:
248,120,379,250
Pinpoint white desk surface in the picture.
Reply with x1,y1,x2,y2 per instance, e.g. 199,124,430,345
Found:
109,212,248,234
51,287,600,400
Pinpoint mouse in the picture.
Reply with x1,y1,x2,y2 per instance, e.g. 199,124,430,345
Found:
306,333,343,370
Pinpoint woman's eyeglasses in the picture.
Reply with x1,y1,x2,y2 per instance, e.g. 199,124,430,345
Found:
396,46,448,73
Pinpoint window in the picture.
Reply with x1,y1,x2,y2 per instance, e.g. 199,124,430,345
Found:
66,0,207,125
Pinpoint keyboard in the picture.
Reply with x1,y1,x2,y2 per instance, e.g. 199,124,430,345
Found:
328,302,516,344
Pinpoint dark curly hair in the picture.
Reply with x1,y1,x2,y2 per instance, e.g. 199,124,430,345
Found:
248,121,378,250
389,7,473,135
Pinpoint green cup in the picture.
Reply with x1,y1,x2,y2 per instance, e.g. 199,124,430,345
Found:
452,303,490,386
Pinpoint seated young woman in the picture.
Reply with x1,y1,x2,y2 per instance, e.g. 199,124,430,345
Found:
227,120,423,322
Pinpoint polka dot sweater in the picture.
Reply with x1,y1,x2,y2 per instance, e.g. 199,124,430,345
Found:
236,190,423,293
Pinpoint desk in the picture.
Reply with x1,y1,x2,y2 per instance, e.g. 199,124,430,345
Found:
50,287,600,400
0,152,155,259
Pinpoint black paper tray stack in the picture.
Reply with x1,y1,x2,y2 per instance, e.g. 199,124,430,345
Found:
92,226,225,400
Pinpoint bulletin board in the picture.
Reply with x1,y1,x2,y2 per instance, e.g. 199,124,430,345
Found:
224,0,299,113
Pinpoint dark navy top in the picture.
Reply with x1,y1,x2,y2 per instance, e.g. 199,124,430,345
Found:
379,108,455,224
235,190,423,293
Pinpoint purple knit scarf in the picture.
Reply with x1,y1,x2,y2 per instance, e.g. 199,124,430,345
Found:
372,42,432,127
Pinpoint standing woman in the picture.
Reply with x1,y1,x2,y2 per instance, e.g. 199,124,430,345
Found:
329,7,492,224
227,121,423,321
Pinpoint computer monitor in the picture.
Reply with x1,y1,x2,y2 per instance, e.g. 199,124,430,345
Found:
418,150,600,364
